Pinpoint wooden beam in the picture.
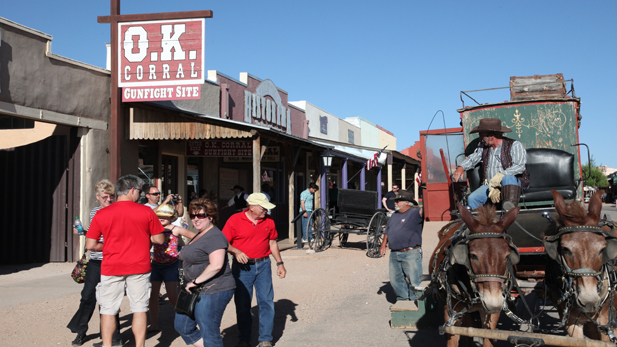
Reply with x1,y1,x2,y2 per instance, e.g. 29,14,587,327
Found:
98,10,213,23
288,171,295,241
109,0,121,182
253,136,261,193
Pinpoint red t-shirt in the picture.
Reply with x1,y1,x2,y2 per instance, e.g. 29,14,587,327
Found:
87,201,164,276
222,212,278,259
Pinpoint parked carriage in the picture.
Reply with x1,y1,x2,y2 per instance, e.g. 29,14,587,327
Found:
419,74,617,346
306,188,388,258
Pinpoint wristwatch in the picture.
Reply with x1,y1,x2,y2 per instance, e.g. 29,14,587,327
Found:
276,261,284,266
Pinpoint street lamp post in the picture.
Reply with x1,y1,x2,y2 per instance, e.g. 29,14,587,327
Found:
322,148,333,215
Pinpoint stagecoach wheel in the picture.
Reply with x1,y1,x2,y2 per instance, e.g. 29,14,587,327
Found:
307,208,330,252
366,211,387,258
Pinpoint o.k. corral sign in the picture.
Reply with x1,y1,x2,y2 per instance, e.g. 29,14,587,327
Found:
119,18,205,102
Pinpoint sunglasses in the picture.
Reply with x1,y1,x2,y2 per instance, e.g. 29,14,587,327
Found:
189,213,208,219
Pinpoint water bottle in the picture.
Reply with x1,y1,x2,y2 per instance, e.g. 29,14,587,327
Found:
74,217,84,235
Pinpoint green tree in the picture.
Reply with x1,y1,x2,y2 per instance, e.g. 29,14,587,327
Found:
583,157,609,188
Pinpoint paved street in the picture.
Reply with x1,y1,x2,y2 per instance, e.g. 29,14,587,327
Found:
0,203,615,347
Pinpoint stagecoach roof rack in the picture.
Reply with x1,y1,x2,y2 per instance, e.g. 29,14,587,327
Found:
459,74,577,110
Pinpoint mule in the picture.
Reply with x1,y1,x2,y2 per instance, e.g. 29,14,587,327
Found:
430,204,520,347
544,190,617,341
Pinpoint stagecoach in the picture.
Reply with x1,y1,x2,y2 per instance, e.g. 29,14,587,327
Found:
418,74,617,346
306,188,388,258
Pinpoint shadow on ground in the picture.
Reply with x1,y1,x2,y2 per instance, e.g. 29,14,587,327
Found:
221,298,298,346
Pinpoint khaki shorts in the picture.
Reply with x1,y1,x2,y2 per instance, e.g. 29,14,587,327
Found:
99,273,151,315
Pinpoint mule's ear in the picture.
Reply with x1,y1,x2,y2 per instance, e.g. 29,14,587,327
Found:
552,190,567,217
497,206,520,231
458,203,479,231
588,191,603,222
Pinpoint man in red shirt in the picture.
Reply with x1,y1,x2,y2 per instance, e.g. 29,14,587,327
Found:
86,175,164,347
223,193,286,347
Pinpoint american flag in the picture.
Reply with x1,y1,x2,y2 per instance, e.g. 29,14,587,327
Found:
366,145,388,170
416,173,422,185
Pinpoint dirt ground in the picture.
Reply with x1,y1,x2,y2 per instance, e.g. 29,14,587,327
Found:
4,204,614,347
0,228,446,347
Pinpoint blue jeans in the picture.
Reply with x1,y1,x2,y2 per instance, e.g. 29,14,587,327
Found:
467,174,521,209
232,258,275,343
301,210,313,241
174,289,234,346
389,248,423,301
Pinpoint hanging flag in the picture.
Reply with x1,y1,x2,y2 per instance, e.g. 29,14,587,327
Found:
366,145,388,170
416,172,422,185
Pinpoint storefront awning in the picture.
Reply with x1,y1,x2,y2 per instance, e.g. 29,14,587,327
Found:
128,106,330,150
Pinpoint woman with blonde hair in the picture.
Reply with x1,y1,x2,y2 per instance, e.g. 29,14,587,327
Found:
67,179,122,347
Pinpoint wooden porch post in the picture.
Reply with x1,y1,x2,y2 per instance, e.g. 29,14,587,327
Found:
253,136,261,194
288,170,295,240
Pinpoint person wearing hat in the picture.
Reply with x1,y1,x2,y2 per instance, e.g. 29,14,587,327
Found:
452,118,530,210
224,185,249,212
379,190,424,303
148,204,195,332
222,193,286,347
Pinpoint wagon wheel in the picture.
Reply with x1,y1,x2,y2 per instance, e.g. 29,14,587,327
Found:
307,208,331,252
366,211,387,258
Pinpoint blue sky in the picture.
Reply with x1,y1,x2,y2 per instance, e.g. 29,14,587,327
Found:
4,1,616,168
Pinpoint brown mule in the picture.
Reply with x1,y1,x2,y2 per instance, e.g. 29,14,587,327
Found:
430,204,520,347
544,190,617,341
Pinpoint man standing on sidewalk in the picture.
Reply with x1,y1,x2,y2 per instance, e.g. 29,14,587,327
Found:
299,183,319,243
382,184,400,216
86,175,165,347
223,193,287,347
379,191,424,303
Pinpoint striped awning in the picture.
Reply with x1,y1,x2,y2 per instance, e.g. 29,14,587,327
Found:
129,107,253,140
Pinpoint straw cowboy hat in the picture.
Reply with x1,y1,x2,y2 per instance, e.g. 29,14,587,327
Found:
246,193,276,210
470,118,512,134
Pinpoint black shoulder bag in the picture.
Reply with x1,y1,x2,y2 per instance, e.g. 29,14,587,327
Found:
175,283,203,320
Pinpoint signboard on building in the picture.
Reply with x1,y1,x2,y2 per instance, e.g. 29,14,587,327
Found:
262,146,280,162
244,80,291,134
119,18,205,101
187,140,252,157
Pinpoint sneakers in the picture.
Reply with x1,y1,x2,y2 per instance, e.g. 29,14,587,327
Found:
258,342,273,347
93,339,122,347
71,334,86,346
302,238,307,243
236,341,251,347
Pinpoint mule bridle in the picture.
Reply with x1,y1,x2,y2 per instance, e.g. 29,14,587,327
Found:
435,225,525,332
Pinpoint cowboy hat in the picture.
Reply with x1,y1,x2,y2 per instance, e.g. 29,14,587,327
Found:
469,118,512,134
246,193,276,210
394,190,416,203
155,204,178,221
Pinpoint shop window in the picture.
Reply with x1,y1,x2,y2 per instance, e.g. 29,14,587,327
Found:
161,155,178,195
138,142,157,186
187,157,201,202
320,116,328,135
0,115,34,129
